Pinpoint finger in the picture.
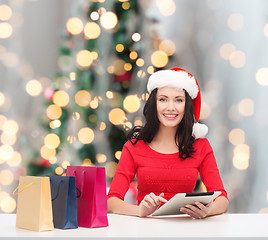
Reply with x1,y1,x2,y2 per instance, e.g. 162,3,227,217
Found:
180,207,200,219
141,200,150,208
149,193,158,206
185,204,207,219
194,201,207,212
144,195,157,207
157,193,167,203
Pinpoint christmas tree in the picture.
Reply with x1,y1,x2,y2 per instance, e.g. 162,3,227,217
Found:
27,0,174,182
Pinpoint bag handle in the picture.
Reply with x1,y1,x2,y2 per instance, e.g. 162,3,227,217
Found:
13,181,36,195
73,170,86,198
50,179,64,201
50,178,82,200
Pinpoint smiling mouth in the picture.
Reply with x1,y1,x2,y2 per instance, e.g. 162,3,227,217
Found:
163,114,178,118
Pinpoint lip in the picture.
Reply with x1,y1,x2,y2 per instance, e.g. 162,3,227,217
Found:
163,113,178,120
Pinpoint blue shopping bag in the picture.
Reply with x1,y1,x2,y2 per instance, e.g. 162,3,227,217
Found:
49,175,80,229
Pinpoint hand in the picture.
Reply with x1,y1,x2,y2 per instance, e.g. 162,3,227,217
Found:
139,193,167,217
180,201,212,219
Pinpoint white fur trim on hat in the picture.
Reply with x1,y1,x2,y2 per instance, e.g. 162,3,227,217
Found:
147,70,199,99
192,122,208,139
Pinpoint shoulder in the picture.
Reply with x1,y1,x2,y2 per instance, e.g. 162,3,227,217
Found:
124,139,147,150
193,138,213,153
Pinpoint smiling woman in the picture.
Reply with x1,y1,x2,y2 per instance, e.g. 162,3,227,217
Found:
107,68,229,219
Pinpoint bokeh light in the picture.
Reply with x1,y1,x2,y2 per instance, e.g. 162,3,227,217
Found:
123,95,141,113
136,58,144,67
115,151,122,160
78,127,94,144
90,11,99,21
40,145,56,160
151,50,168,68
156,0,176,16
66,17,84,35
53,90,70,107
238,98,254,117
129,51,138,60
0,145,14,161
6,151,22,167
159,40,176,56
227,13,244,31
108,108,126,125
0,115,7,130
55,166,64,175
0,169,14,185
75,90,91,107
0,23,13,39
62,160,70,169
132,33,141,42
2,52,19,67
2,120,19,135
134,117,143,126
46,104,62,120
44,133,60,149
113,59,126,75
84,22,101,39
49,120,61,129
0,92,5,106
0,5,12,21
1,133,17,146
229,50,246,68
256,68,268,86
233,151,249,170
26,80,43,97
82,158,92,166
105,161,118,178
70,72,76,81
96,153,107,163
124,63,132,71
99,122,106,131
76,50,93,69
228,128,245,146
0,196,16,213
100,11,118,29
219,43,236,60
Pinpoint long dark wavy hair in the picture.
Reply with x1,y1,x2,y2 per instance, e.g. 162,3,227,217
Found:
127,88,195,159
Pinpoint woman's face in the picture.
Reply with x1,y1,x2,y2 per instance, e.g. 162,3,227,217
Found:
156,86,186,129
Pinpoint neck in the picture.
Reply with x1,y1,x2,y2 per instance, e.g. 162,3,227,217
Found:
148,125,179,154
153,125,177,144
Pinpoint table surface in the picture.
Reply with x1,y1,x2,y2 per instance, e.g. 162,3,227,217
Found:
1,213,268,238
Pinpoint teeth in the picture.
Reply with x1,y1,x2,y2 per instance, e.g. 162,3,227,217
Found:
164,114,177,117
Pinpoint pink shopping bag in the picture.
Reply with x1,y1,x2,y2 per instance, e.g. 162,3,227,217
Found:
66,166,108,228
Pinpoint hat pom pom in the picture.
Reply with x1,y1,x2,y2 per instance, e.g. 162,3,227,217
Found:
192,122,208,139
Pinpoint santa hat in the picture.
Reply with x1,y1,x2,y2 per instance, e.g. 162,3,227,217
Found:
147,67,208,139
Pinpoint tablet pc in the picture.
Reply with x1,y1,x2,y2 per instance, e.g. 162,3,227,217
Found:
152,191,221,216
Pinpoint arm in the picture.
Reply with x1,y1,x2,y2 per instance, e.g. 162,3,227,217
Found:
108,193,167,217
180,139,229,218
180,195,229,219
108,196,139,216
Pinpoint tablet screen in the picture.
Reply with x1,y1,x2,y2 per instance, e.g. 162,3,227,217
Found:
152,191,221,216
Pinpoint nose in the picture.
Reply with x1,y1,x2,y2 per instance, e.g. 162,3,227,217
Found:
167,101,175,111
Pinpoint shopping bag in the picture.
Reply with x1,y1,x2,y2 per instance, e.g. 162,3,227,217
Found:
49,175,79,229
66,166,108,228
13,176,54,232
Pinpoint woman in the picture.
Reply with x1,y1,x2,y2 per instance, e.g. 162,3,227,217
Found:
107,67,229,218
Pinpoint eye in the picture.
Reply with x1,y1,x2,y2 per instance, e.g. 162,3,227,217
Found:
176,99,183,102
159,98,166,102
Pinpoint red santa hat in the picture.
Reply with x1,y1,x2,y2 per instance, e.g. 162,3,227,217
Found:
147,67,208,139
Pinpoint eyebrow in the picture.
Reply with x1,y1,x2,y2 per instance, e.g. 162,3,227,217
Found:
158,94,185,98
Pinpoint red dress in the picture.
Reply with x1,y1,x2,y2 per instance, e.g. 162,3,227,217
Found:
107,138,228,204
